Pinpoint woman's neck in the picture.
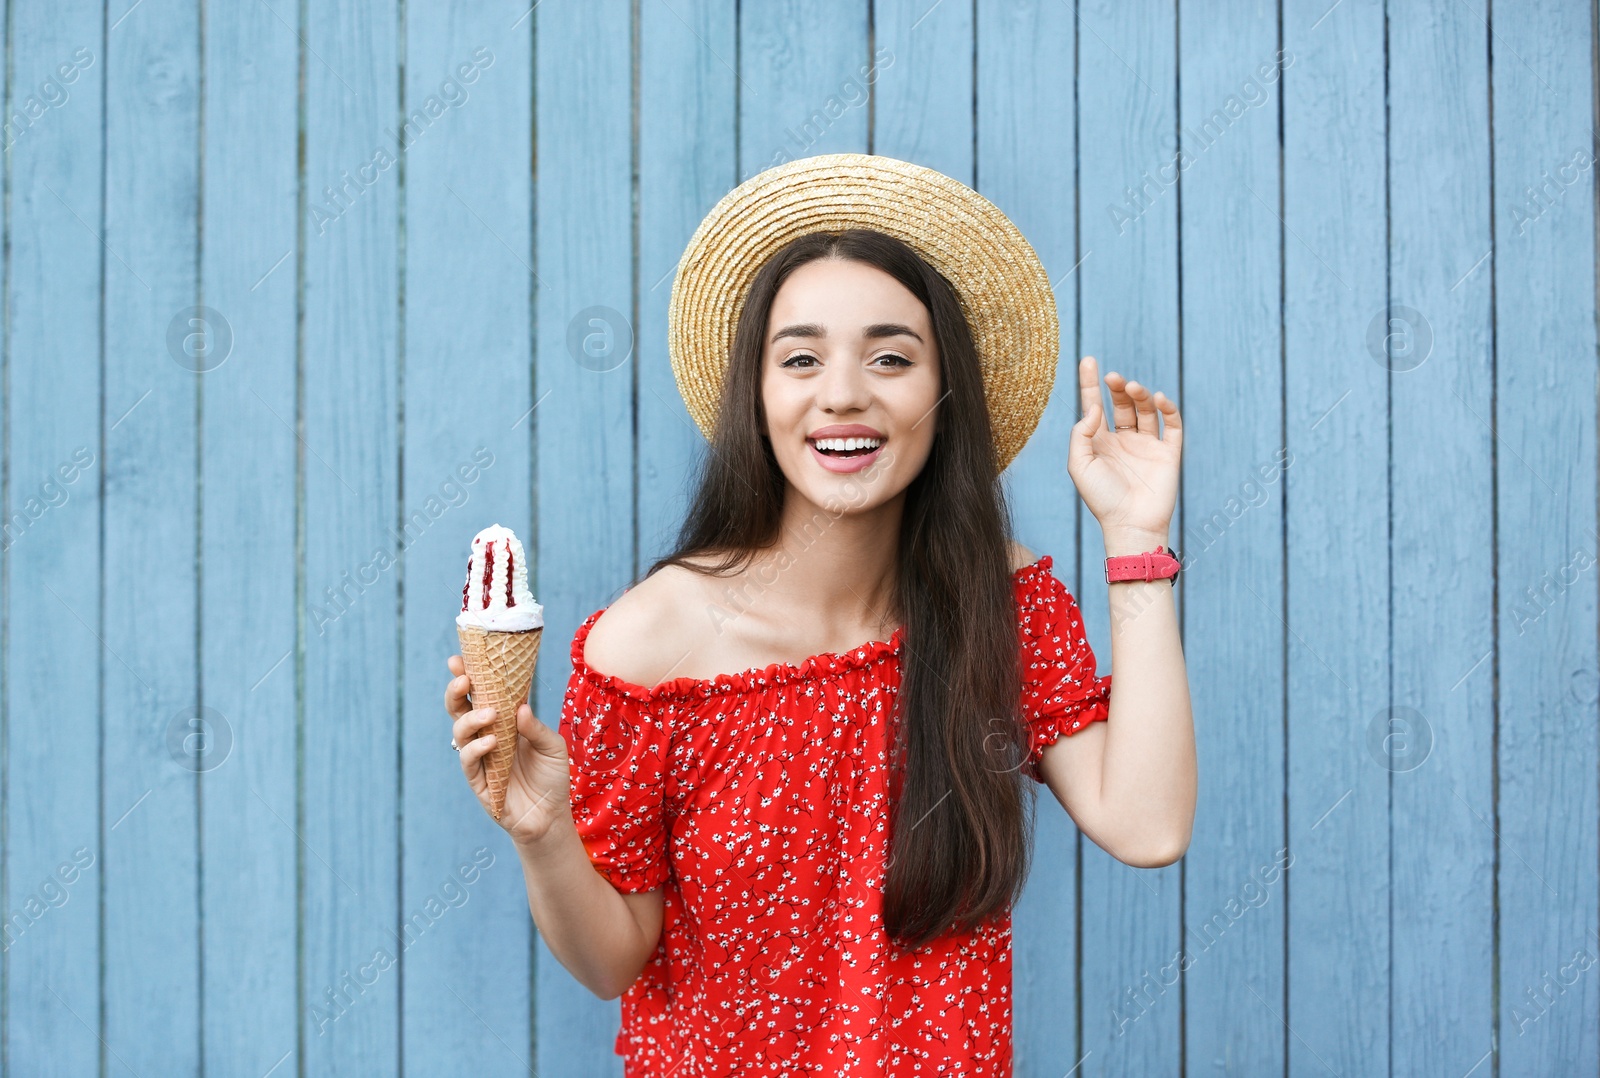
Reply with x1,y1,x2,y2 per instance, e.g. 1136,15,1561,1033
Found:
755,491,905,637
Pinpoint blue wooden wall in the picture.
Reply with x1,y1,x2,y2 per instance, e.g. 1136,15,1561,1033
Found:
1,1,1595,1075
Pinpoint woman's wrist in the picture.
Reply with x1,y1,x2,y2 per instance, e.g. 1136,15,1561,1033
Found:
1101,524,1172,557
512,809,579,863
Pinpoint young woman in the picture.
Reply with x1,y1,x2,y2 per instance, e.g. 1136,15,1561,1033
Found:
444,156,1195,1075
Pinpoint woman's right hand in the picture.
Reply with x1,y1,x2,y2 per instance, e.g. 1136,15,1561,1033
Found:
445,655,575,848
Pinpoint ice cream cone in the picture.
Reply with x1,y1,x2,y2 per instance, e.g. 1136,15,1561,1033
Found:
456,623,543,819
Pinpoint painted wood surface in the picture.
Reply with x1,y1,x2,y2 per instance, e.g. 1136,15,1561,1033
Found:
1283,3,1391,1076
1,1,1594,1075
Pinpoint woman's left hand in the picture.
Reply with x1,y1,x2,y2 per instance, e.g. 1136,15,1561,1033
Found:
1067,355,1182,537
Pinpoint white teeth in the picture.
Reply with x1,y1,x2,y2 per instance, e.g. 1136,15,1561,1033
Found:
812,436,883,452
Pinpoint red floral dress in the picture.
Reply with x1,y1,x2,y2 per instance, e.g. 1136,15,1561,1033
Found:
556,554,1111,1075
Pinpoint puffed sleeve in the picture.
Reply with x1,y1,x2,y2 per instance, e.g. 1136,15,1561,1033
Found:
1016,556,1112,783
557,663,672,892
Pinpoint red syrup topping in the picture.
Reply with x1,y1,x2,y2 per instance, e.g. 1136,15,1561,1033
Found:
505,547,516,607
460,554,472,612
480,542,495,610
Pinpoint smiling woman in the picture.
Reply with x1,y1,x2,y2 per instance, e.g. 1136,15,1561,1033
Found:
650,225,1039,950
762,255,943,490
458,153,1194,1075
549,221,1097,1073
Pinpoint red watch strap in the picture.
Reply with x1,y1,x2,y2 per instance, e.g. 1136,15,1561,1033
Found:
1104,545,1181,584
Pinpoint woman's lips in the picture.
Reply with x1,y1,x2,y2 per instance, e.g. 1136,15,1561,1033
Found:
807,439,886,474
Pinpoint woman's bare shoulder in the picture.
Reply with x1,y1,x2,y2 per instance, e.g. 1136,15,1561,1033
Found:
581,555,725,689
1008,539,1039,573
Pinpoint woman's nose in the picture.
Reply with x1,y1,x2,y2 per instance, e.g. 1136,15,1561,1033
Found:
814,356,870,412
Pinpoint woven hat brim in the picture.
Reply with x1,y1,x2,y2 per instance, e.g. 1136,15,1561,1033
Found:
667,153,1059,472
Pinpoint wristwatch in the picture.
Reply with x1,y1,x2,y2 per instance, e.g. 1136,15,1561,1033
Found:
1105,544,1181,585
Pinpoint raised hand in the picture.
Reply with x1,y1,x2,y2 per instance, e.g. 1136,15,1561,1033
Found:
1068,355,1182,538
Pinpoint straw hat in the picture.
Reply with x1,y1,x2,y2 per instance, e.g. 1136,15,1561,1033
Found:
666,152,1060,473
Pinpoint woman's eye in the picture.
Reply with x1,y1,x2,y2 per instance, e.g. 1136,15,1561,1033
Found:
778,353,911,369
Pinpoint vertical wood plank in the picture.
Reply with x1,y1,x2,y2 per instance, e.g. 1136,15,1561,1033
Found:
1387,3,1496,1074
301,2,401,1072
400,3,535,1073
534,0,636,1072
1073,3,1180,1074
3,3,104,1073
1282,1,1390,1074
1174,2,1284,1075
638,0,736,566
1491,0,1599,1069
199,0,300,1072
102,0,201,1070
739,0,868,180
975,3,1085,1071
871,0,971,179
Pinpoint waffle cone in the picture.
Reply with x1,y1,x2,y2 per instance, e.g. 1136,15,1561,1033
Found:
456,623,543,819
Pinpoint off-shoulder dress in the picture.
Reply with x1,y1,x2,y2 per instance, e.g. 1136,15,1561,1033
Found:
556,554,1111,1076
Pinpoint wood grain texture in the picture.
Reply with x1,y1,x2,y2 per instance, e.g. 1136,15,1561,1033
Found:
1283,2,1392,1076
4,3,103,1075
873,0,971,181
1490,0,1599,1070
1176,2,1284,1075
1387,4,1496,1076
102,0,201,1071
301,2,401,1073
0,2,1594,1074
739,0,867,181
199,2,300,1074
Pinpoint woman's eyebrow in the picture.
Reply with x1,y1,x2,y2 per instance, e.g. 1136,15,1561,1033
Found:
769,322,925,344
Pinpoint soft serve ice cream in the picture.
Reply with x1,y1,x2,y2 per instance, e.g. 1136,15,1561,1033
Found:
457,524,543,633
454,523,544,820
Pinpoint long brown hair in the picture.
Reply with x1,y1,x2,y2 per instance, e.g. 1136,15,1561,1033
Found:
647,228,1033,953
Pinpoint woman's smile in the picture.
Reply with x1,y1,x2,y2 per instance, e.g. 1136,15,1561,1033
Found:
806,421,889,473
807,438,888,473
